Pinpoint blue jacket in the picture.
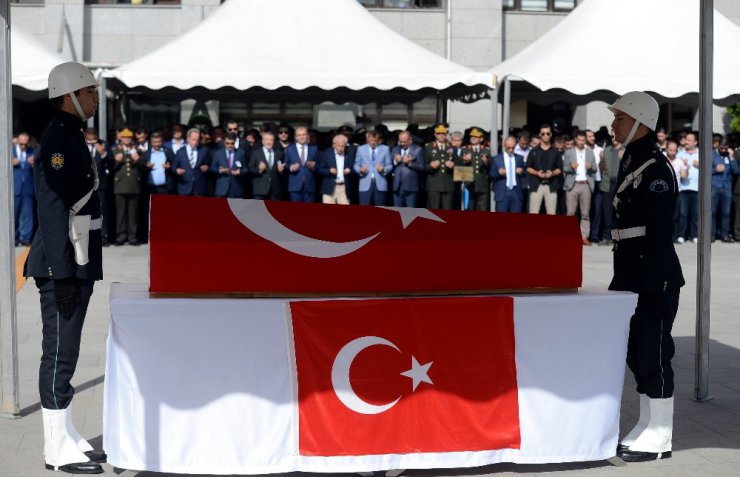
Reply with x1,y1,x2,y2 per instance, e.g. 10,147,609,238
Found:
390,143,424,193
490,152,527,198
353,144,393,192
12,145,35,197
211,147,248,198
284,143,319,193
173,146,210,196
318,148,355,196
711,150,736,190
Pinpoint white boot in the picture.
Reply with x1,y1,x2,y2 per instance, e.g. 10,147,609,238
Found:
65,403,94,453
42,408,102,473
619,394,650,449
618,397,673,461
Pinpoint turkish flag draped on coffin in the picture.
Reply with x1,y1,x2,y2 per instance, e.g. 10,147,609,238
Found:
290,296,520,456
148,196,582,296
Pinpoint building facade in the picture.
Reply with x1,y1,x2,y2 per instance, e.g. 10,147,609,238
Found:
10,0,740,134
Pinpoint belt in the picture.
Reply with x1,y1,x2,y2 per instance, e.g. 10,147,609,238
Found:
611,226,646,241
90,218,102,231
576,180,588,184
335,181,345,185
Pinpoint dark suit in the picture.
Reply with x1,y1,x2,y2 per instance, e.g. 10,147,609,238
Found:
12,145,36,244
490,152,526,213
90,144,111,244
390,143,424,207
212,147,248,198
284,142,319,202
249,147,284,200
173,146,210,196
318,148,355,203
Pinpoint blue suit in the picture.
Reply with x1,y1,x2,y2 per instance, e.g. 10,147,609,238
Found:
711,151,737,238
318,148,355,196
390,143,424,207
12,145,36,244
284,142,319,202
173,146,210,196
211,147,248,198
490,152,526,213
354,144,393,205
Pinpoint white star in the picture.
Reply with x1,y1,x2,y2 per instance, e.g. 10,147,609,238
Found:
378,206,446,229
400,356,433,392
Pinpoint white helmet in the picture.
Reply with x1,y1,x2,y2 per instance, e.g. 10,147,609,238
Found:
608,91,659,131
48,62,98,99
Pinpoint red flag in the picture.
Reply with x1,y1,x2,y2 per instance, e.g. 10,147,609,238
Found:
149,196,581,296
291,296,520,456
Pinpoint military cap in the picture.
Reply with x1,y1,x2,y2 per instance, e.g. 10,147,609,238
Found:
119,128,134,138
433,122,449,134
470,127,485,138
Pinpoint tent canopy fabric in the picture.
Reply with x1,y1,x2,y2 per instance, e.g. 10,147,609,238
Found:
11,27,64,92
104,0,490,96
491,0,740,102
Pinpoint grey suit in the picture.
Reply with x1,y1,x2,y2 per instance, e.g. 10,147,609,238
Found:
563,147,597,240
562,148,597,192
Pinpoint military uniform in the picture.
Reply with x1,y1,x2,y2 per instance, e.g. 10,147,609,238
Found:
112,129,146,245
608,133,684,399
460,140,491,211
24,109,103,411
424,141,455,209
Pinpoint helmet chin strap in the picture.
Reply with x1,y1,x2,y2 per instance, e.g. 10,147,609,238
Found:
622,120,641,147
69,93,88,121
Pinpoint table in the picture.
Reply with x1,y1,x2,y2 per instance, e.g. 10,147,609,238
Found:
104,283,636,474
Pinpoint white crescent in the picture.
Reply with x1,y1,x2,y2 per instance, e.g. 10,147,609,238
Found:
227,199,380,258
331,336,402,415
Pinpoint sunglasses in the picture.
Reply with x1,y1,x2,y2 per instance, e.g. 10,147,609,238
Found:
540,132,552,136
227,128,238,132
278,130,289,134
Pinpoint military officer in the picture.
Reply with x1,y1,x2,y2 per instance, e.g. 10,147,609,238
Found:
460,127,491,211
112,127,146,246
24,62,106,474
608,92,684,462
424,123,455,209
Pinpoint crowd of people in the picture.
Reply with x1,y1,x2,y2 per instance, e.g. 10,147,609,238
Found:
12,119,740,247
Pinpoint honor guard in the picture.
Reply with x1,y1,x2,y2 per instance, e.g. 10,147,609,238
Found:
24,62,106,474
424,122,455,209
608,91,685,462
460,127,491,211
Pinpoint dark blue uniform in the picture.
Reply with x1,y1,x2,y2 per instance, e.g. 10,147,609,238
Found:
24,110,103,410
608,133,684,399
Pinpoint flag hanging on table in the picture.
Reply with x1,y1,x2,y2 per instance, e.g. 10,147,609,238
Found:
290,296,520,456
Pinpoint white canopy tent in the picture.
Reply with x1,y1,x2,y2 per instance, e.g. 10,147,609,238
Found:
103,0,490,107
491,0,740,102
11,27,65,96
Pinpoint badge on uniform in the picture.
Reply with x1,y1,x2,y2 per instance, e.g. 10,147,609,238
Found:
50,153,65,170
622,157,632,171
633,174,643,188
649,179,670,193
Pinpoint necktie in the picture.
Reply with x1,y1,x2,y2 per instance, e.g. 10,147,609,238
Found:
300,145,306,165
268,150,273,168
227,151,233,168
372,149,376,162
507,155,516,189
189,150,196,168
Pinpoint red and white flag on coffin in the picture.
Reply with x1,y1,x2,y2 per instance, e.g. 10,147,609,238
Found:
290,296,520,456
149,196,581,295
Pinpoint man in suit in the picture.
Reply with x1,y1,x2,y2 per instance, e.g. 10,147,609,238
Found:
563,130,597,244
211,133,248,198
173,128,210,197
284,126,318,202
224,120,250,153
460,127,491,211
12,132,36,245
112,128,147,246
139,132,176,242
319,133,354,205
84,128,111,246
490,136,527,213
249,131,285,200
390,130,424,207
424,123,456,209
165,124,186,154
354,129,393,206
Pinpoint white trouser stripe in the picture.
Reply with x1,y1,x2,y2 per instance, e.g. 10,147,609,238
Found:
53,312,60,409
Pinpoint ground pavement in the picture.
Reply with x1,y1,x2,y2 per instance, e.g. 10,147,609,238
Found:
2,240,740,477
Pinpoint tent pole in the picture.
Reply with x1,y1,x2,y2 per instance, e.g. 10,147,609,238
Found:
0,0,21,419
490,86,499,155
694,0,713,403
502,76,511,138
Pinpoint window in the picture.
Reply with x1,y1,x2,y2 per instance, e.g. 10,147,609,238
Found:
503,0,575,12
358,0,442,9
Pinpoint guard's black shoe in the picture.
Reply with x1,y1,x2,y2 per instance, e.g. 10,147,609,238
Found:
617,443,628,453
617,449,672,462
45,461,103,474
84,450,107,463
